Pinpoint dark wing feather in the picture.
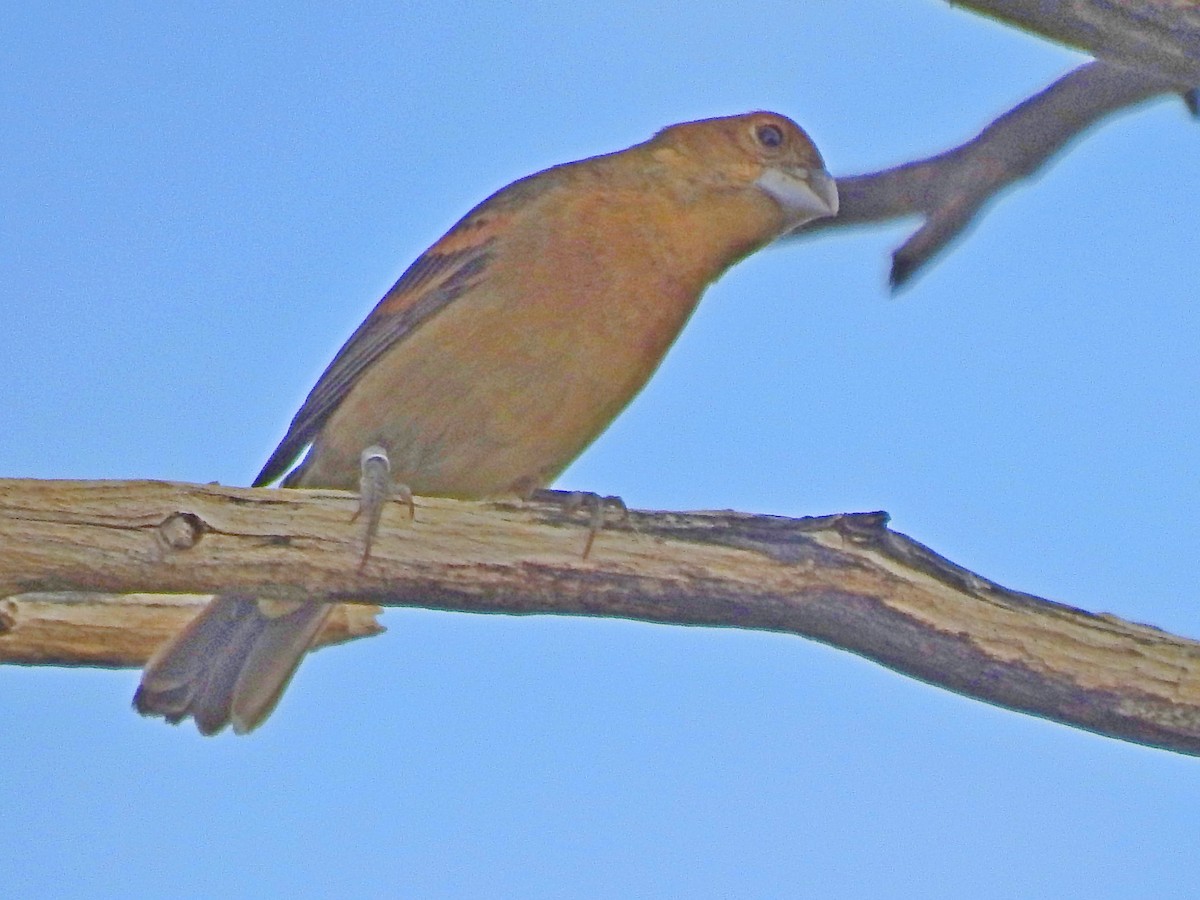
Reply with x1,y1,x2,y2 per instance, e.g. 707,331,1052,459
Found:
253,208,503,487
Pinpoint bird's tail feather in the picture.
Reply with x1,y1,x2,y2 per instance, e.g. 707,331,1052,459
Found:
133,595,332,735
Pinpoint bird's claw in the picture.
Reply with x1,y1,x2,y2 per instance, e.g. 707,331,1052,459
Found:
352,444,413,568
529,488,627,559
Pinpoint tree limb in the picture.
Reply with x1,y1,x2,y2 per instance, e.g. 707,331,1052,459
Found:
788,60,1182,287
0,592,383,667
3,477,1200,756
951,0,1200,85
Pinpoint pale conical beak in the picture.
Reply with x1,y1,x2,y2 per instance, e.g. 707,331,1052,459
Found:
755,166,839,227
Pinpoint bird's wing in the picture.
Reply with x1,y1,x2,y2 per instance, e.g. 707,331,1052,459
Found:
253,195,515,487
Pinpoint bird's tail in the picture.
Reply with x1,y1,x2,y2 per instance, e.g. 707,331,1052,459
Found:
133,595,332,735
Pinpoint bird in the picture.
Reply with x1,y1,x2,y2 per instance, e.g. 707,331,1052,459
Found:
133,110,838,735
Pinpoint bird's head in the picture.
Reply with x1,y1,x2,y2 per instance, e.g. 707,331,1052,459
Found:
649,111,838,233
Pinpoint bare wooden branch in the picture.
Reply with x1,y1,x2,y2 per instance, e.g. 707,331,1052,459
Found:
788,61,1179,287
0,592,383,667
951,0,1200,85
3,477,1200,756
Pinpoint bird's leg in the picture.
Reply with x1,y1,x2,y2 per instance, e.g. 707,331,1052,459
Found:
528,488,628,559
351,444,414,567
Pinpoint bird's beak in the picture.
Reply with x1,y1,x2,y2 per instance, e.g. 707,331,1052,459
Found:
755,166,839,227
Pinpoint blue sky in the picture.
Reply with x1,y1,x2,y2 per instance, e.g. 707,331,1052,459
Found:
4,3,1199,898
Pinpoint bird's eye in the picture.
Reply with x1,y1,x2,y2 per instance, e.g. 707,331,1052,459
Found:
755,123,784,148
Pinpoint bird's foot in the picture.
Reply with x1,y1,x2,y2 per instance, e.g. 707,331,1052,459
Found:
528,488,627,559
351,444,413,567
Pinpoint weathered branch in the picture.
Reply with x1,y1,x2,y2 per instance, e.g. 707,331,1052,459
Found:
3,478,1200,756
789,61,1181,287
0,592,383,667
952,0,1200,85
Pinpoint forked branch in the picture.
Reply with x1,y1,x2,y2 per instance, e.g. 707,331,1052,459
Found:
789,61,1187,287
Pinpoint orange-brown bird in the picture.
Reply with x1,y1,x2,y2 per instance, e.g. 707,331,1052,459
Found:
133,111,838,734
